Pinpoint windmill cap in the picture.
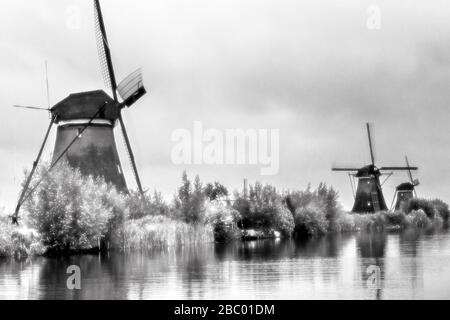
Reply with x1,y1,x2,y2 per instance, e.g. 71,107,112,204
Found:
396,182,415,191
356,165,380,177
51,90,120,123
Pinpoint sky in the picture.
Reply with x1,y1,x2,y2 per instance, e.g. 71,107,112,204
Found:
1,0,450,212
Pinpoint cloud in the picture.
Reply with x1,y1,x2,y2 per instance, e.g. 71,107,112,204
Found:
2,0,450,210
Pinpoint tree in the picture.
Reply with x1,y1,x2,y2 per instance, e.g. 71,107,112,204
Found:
204,182,229,201
174,172,206,223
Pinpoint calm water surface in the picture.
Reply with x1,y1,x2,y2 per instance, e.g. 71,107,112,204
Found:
1,230,450,300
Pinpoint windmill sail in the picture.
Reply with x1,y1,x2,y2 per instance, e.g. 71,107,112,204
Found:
118,69,147,107
94,0,146,197
94,0,118,98
367,123,375,165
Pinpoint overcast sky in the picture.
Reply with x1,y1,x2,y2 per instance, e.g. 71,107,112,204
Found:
1,0,450,212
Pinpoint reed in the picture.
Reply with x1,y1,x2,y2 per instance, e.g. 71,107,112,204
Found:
115,216,214,250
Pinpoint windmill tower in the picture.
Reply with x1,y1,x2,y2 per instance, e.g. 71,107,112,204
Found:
11,0,147,224
392,156,420,211
332,123,418,214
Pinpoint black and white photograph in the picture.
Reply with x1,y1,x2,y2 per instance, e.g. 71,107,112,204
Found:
1,0,450,307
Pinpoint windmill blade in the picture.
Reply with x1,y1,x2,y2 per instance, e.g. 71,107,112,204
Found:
12,116,55,224
380,166,418,171
118,115,144,196
13,105,49,111
332,168,360,172
366,123,375,165
405,156,415,184
94,0,118,100
118,69,147,107
45,60,51,109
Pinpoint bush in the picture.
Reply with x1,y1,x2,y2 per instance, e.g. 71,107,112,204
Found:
407,210,431,229
24,162,124,252
0,217,42,259
205,201,241,242
230,182,296,237
332,211,356,233
285,183,342,233
294,203,328,237
270,204,295,237
386,211,408,228
431,199,450,223
403,198,436,219
353,212,387,232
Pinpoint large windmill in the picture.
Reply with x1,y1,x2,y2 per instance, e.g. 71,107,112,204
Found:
332,123,418,214
391,156,420,211
11,0,147,224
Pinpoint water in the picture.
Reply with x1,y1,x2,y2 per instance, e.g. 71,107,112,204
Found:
1,230,450,300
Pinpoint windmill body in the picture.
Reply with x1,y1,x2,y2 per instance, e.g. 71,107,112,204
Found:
51,90,127,191
352,165,388,213
394,182,415,210
392,156,419,211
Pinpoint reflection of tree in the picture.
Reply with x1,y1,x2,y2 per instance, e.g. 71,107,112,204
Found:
294,234,353,258
214,239,296,262
398,229,423,296
36,254,129,300
0,259,35,299
214,236,355,293
357,232,386,258
178,246,213,300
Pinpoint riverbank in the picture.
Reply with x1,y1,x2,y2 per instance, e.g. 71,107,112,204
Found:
1,162,448,259
1,210,447,259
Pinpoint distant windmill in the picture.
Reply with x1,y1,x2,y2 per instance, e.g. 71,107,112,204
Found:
332,123,418,214
11,0,147,224
391,156,420,211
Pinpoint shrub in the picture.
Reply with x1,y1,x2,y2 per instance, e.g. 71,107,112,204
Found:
431,199,450,223
294,203,328,237
24,162,123,252
407,210,431,229
270,204,295,237
353,212,387,232
0,217,42,259
386,211,408,228
205,201,241,242
285,183,342,232
403,198,436,219
332,211,356,233
231,182,295,237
